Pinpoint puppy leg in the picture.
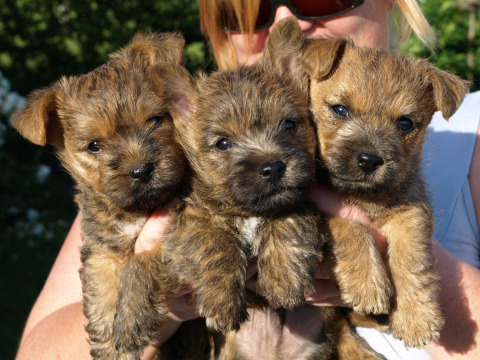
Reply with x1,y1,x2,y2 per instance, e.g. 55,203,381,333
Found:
329,218,392,315
113,248,181,356
81,246,136,360
257,211,320,309
382,206,443,348
170,211,249,333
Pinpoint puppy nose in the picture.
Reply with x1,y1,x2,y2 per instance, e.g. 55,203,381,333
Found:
260,161,286,182
357,153,384,173
130,162,154,183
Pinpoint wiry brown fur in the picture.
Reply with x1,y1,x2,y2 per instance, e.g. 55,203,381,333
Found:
12,32,187,359
304,36,470,348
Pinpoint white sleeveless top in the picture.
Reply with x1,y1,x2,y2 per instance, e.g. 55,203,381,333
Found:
358,90,480,359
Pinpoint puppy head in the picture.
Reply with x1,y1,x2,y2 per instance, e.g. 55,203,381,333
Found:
13,32,187,212
304,38,470,194
155,18,315,215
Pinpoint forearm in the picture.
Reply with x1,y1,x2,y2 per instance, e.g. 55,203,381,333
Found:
425,240,480,359
16,301,183,360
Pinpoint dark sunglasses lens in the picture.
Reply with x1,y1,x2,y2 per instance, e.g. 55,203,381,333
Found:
290,0,358,17
255,0,273,29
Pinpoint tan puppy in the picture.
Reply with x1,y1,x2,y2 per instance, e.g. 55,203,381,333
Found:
13,32,187,360
304,36,470,348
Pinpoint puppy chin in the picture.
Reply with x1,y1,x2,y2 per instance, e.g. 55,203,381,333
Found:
328,173,394,195
109,185,179,213
236,186,309,215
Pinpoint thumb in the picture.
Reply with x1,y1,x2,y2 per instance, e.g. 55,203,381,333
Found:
134,199,179,254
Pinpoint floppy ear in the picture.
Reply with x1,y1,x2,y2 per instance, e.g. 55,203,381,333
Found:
12,84,64,148
425,65,470,120
151,64,197,133
303,37,353,80
123,31,185,67
261,17,306,89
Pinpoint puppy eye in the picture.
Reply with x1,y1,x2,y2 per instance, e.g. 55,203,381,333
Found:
147,113,169,128
282,119,297,131
87,141,103,154
396,117,415,133
215,138,234,151
331,105,349,117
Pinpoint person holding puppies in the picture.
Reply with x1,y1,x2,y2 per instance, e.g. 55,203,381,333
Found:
16,0,480,359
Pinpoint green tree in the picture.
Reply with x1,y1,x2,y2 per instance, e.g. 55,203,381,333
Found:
402,0,480,90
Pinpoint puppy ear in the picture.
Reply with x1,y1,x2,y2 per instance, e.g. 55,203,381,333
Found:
261,17,305,89
12,84,64,148
151,64,197,132
124,32,185,67
424,65,470,120
303,37,353,80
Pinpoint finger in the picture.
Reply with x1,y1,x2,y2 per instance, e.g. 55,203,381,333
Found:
309,183,388,254
314,262,334,279
246,263,258,280
309,183,372,228
134,199,179,254
305,279,346,307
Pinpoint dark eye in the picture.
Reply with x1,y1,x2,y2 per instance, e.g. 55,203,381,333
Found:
148,113,169,128
331,105,349,117
87,141,103,154
215,138,233,151
396,117,415,133
282,119,297,131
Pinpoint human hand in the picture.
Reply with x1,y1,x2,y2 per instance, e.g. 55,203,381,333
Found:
305,183,388,307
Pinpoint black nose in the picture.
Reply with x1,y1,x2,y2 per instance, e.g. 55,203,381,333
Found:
130,162,154,183
357,153,384,173
259,161,286,182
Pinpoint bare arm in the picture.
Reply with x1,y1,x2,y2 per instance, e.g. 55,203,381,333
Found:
424,112,480,359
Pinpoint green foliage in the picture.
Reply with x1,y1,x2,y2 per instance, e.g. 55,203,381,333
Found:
402,0,480,90
0,0,212,95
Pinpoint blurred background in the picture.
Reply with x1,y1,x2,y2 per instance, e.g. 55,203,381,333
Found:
0,0,478,358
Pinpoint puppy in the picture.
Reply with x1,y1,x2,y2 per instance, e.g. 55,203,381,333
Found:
303,37,470,348
112,16,324,358
13,32,187,359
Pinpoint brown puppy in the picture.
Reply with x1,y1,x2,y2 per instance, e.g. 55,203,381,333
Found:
12,32,187,360
304,37,470,348
112,17,325,358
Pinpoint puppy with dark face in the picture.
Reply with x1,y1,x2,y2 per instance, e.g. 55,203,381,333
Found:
111,17,325,358
13,32,187,360
304,37,470,348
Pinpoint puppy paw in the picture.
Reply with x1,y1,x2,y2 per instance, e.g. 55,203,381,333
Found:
205,307,248,333
340,283,391,315
390,302,444,348
261,276,315,310
112,301,168,354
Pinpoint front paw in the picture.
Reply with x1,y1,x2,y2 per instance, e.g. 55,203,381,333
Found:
390,301,444,348
197,288,248,334
259,271,316,310
338,279,392,315
113,300,168,354
205,308,248,333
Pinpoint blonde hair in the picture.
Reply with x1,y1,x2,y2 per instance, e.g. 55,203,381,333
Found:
199,0,436,70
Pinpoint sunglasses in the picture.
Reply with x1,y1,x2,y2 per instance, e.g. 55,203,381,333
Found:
220,0,365,32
